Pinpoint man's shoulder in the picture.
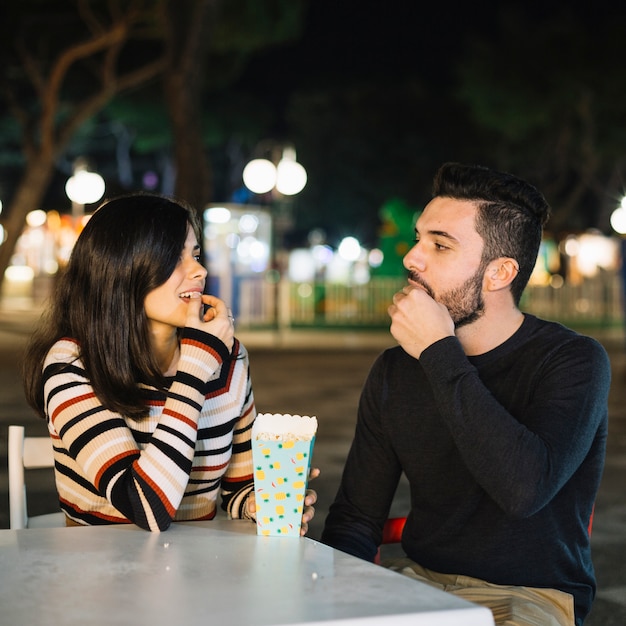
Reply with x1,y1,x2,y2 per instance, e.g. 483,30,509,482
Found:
378,345,418,365
521,314,609,363
525,314,601,340
370,345,431,385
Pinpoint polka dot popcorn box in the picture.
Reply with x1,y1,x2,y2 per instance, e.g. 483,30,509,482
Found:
252,413,317,537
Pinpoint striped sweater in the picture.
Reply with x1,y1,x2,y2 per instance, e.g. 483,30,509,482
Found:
42,328,255,531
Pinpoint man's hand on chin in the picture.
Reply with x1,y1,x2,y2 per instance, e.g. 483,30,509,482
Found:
388,285,454,359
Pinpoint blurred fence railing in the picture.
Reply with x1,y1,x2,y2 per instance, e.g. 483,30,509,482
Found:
520,271,623,328
235,271,625,330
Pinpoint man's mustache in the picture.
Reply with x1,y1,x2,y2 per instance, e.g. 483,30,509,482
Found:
407,271,435,298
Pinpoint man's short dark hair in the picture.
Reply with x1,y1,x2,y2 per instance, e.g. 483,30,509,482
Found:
432,162,551,304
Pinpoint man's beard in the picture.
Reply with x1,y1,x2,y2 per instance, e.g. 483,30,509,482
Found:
408,264,486,328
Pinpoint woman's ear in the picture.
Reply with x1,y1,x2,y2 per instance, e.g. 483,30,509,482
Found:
485,257,519,292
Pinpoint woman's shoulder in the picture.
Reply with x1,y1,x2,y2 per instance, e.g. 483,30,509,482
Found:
44,337,81,366
234,338,248,359
228,338,251,372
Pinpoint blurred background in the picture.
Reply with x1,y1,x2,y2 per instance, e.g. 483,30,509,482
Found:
0,0,625,335
1,4,626,622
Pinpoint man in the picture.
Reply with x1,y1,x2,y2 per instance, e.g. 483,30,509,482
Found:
321,163,610,626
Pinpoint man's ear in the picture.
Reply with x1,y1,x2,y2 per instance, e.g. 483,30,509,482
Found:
484,257,519,291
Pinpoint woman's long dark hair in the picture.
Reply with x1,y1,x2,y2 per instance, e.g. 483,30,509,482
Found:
22,193,202,419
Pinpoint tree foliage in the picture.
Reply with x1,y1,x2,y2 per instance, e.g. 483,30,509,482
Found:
0,0,309,292
454,5,626,233
0,0,167,288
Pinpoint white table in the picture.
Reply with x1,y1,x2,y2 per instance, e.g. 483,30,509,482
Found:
0,519,494,626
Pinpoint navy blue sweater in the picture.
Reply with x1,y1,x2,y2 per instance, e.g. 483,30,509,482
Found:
322,315,610,625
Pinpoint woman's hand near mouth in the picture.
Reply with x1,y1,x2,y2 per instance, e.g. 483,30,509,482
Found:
185,293,234,351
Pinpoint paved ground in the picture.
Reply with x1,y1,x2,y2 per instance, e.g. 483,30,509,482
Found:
1,306,625,624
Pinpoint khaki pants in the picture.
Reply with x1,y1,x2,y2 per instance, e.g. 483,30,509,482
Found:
385,557,575,626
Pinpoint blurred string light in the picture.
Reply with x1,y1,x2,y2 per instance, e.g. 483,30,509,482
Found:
242,159,277,194
368,248,384,268
203,204,271,276
275,147,307,195
242,146,307,196
65,168,105,206
26,209,47,228
5,264,34,283
289,248,316,282
338,236,361,261
609,197,626,235
561,232,619,278
238,213,259,233
205,206,231,224
312,244,333,265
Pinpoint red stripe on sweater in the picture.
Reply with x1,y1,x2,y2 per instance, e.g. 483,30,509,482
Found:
194,509,217,521
237,403,255,427
133,463,177,517
207,356,237,399
191,461,229,472
94,449,141,489
181,338,221,360
50,392,97,424
162,408,197,429
222,473,254,483
58,496,130,524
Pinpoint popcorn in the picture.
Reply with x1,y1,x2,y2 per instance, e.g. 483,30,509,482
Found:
252,413,317,537
253,413,318,441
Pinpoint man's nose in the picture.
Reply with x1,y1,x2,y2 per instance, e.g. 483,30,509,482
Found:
403,243,425,272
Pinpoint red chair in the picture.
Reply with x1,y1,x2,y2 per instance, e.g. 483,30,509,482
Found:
375,516,407,564
375,507,593,565
374,504,596,565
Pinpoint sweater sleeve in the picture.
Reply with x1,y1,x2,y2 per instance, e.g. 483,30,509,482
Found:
419,334,610,517
321,353,402,561
219,349,256,519
43,329,230,531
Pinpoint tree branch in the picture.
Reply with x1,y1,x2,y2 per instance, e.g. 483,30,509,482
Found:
76,0,107,35
55,56,167,151
15,40,46,98
2,85,36,160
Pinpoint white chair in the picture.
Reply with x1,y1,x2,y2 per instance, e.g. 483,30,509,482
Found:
8,425,65,529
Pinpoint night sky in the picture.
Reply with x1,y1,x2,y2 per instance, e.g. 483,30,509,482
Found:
235,0,617,118
236,1,496,122
227,0,625,245
1,0,623,247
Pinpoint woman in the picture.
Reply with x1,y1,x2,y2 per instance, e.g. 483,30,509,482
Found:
22,193,316,532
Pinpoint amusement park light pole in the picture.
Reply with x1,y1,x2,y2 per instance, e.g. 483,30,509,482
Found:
65,160,106,224
242,145,307,328
242,145,307,270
